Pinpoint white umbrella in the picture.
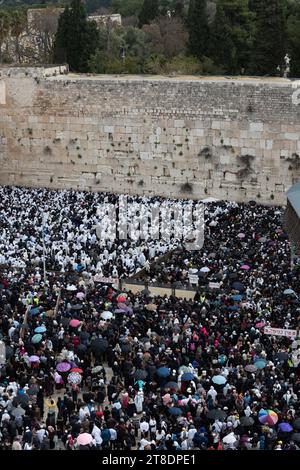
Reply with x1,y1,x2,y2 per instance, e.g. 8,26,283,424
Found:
222,432,237,444
200,267,210,273
100,311,113,320
67,285,77,291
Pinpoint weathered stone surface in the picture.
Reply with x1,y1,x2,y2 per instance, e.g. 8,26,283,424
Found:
0,68,300,205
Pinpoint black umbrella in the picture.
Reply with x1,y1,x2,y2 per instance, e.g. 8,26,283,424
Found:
16,394,29,407
70,304,83,311
240,416,254,427
79,331,90,342
207,409,227,421
77,344,87,355
134,369,148,381
5,345,14,359
276,352,289,362
121,344,132,353
293,418,300,430
232,281,245,292
292,433,300,443
139,337,151,343
91,338,108,353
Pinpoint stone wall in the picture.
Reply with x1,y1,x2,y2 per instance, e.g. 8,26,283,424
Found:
1,67,300,205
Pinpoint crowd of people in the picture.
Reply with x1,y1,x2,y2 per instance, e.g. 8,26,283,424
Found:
0,185,300,451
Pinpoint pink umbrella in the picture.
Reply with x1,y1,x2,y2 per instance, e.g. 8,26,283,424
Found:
241,265,251,270
77,433,93,446
29,355,40,363
76,292,85,300
56,362,71,373
70,319,80,328
117,296,127,303
255,322,265,329
238,233,246,239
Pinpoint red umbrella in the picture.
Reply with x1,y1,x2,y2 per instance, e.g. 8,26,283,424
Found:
71,368,83,374
70,319,80,328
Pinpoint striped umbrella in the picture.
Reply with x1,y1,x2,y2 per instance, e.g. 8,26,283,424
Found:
68,372,82,385
258,409,278,426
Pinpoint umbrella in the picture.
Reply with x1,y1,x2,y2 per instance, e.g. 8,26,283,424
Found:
34,325,47,334
181,372,194,381
179,365,191,374
30,307,40,316
157,367,171,378
283,288,295,295
11,407,25,418
232,281,245,292
207,409,227,421
121,343,132,353
16,394,29,407
255,322,265,328
169,407,183,416
29,355,40,363
66,285,77,291
77,433,93,446
70,319,81,328
222,432,237,444
134,369,148,381
232,294,242,301
32,334,42,344
200,267,210,273
258,237,267,243
212,375,227,385
56,362,71,373
139,337,151,343
117,296,127,303
92,365,103,374
293,418,300,430
5,345,14,359
237,233,245,239
258,409,278,426
70,368,83,374
114,309,125,314
70,304,83,311
240,416,254,427
68,372,82,385
292,433,300,442
278,423,293,433
164,382,179,390
100,311,113,320
241,264,251,270
276,352,289,362
91,338,108,353
244,364,258,373
254,359,267,369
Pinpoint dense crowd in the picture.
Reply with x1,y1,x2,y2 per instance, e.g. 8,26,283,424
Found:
0,185,300,451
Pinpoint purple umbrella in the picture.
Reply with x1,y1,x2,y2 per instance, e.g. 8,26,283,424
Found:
278,423,293,433
29,355,40,363
114,309,126,314
56,362,71,373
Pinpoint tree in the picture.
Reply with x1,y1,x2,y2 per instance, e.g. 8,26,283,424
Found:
53,0,99,72
187,0,209,60
138,0,159,27
0,11,11,63
251,0,287,75
208,0,255,74
29,8,60,63
9,10,27,63
287,3,300,77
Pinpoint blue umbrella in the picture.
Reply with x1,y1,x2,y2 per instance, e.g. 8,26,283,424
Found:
254,359,267,370
228,305,239,311
30,307,40,316
232,282,245,292
181,372,194,381
283,289,295,295
34,326,46,334
32,334,42,344
232,294,242,301
157,367,171,378
169,407,183,416
212,375,227,385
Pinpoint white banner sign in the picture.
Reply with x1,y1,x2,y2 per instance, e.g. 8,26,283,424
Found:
94,275,119,285
264,326,298,339
189,274,199,285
